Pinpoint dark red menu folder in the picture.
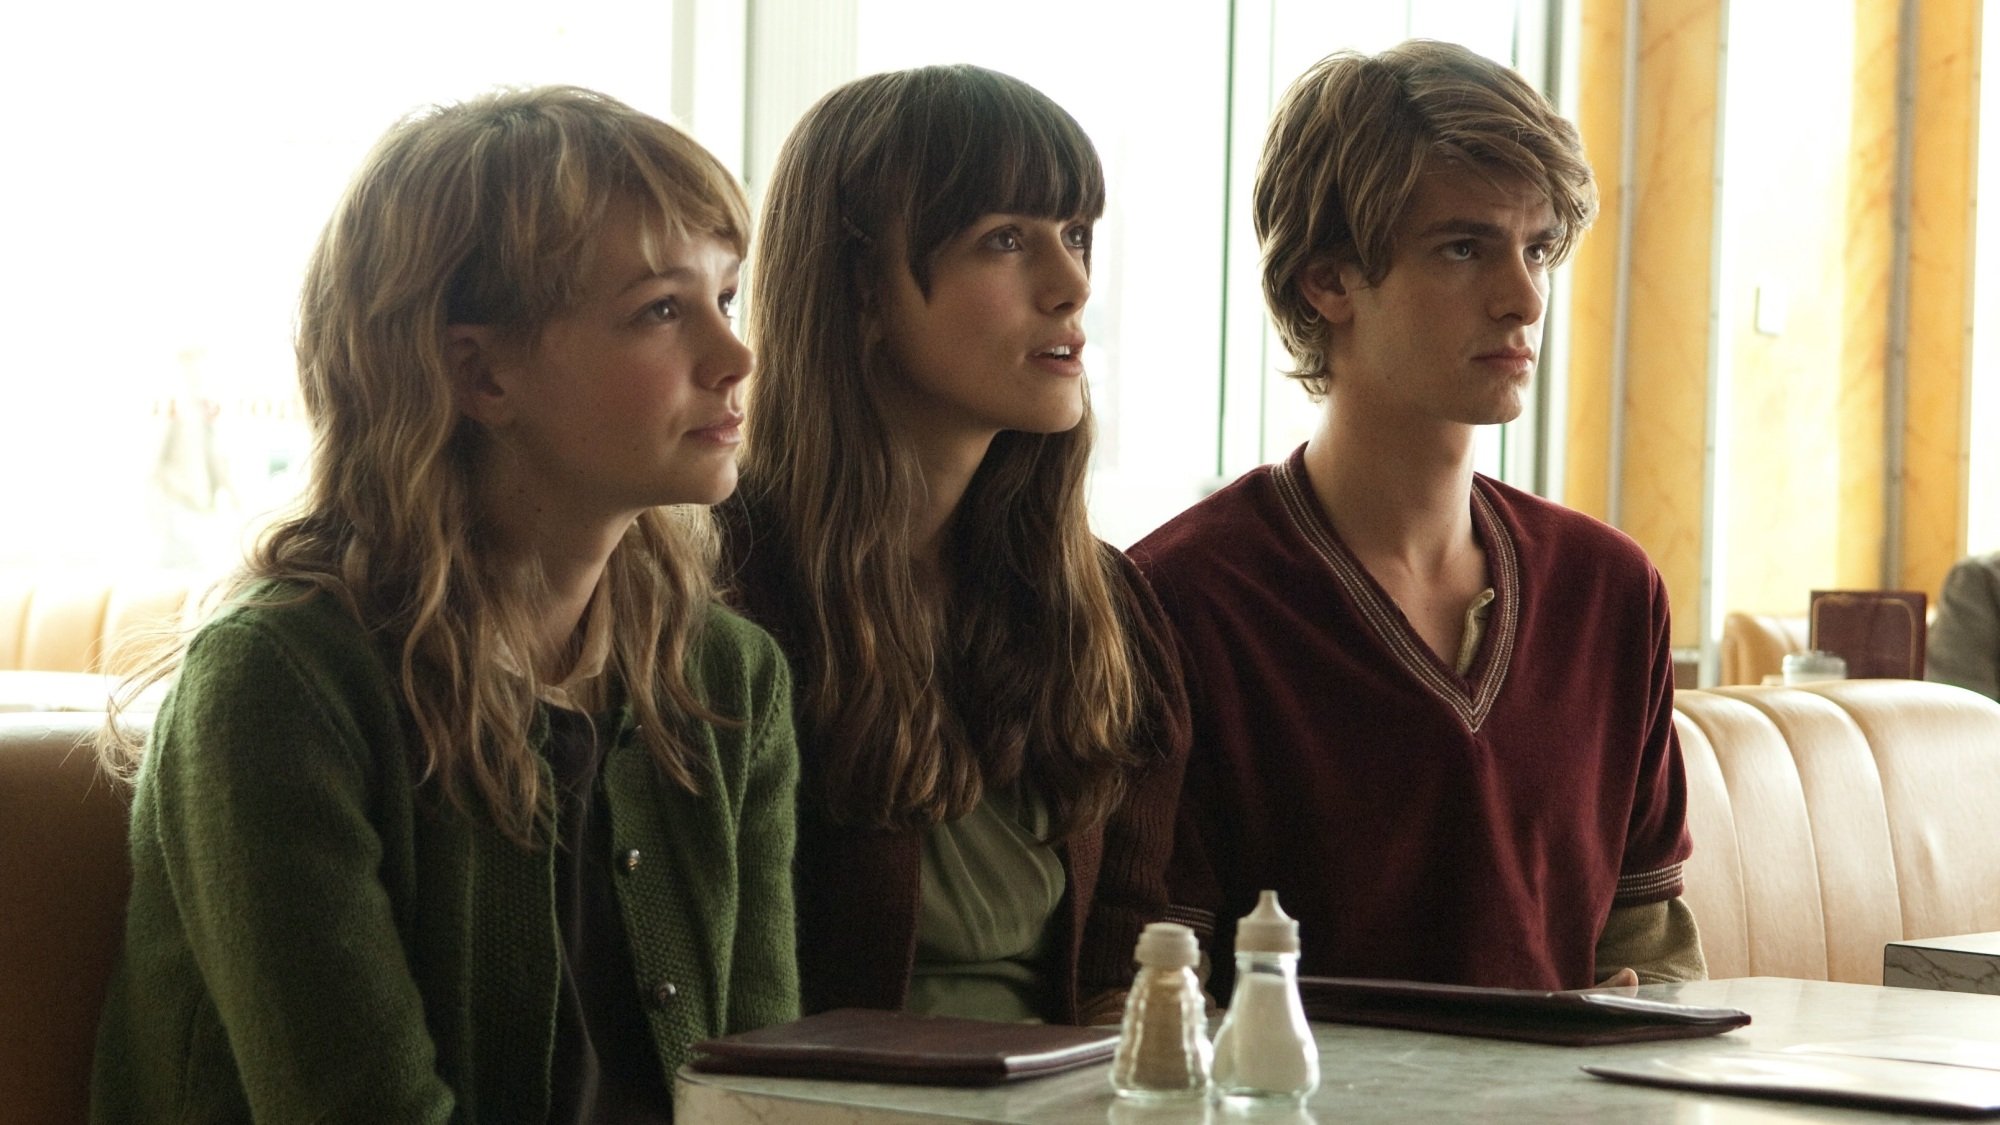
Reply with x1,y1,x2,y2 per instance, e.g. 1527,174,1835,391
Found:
1808,589,1928,679
688,1008,1120,1086
1298,978,1751,1046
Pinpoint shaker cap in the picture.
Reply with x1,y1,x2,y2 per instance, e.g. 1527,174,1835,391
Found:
1233,890,1300,954
1133,921,1200,968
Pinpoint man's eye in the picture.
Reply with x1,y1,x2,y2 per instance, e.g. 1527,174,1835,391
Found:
1443,241,1476,261
645,297,680,322
719,290,737,318
1526,244,1551,265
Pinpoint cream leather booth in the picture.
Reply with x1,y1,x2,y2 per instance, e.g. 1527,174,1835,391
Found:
1717,611,1811,686
6,680,1996,1122
0,573,205,676
0,574,204,713
1,711,135,1125
1675,679,2000,982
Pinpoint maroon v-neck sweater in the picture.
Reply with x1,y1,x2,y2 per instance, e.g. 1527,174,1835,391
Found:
1132,447,1690,992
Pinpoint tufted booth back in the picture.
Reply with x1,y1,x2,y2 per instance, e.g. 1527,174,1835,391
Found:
7,679,1996,1121
0,711,139,1125
1717,611,1811,686
0,574,206,676
1675,679,2000,983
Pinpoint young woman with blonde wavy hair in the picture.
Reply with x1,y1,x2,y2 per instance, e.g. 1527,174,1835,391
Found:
92,87,798,1122
727,64,1190,1026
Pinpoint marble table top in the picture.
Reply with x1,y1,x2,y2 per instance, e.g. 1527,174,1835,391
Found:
1885,932,2000,995
675,978,2000,1123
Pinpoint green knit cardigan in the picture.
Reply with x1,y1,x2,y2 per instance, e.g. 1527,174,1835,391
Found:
90,587,800,1123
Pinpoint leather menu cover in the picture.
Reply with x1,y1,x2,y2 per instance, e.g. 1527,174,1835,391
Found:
1808,589,1927,679
1586,1052,2000,1116
688,1008,1120,1086
1297,977,1752,1046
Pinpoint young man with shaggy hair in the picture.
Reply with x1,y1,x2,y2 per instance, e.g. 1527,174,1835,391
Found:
1134,40,1703,994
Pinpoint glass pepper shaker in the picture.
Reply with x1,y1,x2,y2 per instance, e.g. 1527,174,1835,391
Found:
1110,922,1212,1101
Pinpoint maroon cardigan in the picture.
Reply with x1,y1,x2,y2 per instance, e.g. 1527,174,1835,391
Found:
720,497,1191,1022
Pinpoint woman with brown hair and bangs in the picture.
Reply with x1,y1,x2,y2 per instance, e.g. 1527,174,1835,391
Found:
91,87,798,1122
728,64,1191,1027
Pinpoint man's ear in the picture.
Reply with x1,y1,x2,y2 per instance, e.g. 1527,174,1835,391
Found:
444,325,515,428
1298,258,1357,326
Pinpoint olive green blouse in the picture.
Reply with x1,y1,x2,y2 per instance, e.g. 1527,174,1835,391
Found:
906,787,1065,1022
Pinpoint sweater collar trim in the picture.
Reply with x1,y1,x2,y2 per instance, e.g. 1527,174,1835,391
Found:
1270,447,1519,732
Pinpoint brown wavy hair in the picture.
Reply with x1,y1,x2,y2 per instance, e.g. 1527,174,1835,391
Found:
1256,39,1599,396
740,64,1156,833
103,86,750,845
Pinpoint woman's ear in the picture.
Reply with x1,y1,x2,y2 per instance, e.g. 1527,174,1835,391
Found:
1298,258,1357,326
444,325,514,428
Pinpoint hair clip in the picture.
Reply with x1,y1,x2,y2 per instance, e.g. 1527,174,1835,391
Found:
838,214,875,247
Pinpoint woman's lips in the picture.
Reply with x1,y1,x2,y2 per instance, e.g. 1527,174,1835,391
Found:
1030,338,1086,377
689,413,744,444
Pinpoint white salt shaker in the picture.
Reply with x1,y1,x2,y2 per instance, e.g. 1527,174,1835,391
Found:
1110,922,1212,1101
1211,890,1319,1104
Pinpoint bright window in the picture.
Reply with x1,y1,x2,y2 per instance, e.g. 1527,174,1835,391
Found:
753,0,1559,546
0,1,679,573
1218,0,1558,495
1,0,1562,571
845,0,1233,548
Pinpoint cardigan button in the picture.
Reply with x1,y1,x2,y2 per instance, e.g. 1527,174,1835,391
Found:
651,980,678,1007
622,848,642,873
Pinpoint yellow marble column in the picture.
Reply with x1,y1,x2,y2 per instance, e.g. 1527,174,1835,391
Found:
1620,0,1724,648
1564,0,1984,651
1901,0,1981,596
1834,0,1896,590
1562,0,1627,524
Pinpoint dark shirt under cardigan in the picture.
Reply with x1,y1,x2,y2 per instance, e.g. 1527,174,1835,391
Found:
1132,447,1693,993
544,705,673,1124
721,495,1192,1022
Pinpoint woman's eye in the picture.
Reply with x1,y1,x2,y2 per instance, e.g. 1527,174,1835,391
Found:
644,297,680,323
985,228,1024,252
718,290,737,318
1063,224,1093,251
